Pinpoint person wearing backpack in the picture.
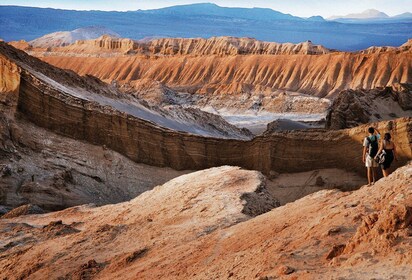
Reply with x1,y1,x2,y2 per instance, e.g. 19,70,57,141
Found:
362,127,381,186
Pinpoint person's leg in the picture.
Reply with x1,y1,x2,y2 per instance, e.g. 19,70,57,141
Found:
382,167,388,177
372,167,376,184
367,167,372,185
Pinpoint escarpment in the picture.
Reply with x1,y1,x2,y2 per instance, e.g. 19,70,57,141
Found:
36,42,411,97
64,35,136,53
22,36,331,56
1,42,411,177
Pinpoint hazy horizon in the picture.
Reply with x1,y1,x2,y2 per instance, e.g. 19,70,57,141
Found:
0,0,411,18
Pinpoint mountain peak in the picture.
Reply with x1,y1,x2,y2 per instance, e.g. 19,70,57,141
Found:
329,9,389,20
360,9,389,17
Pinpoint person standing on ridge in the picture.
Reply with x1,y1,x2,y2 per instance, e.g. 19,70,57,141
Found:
375,132,397,177
362,127,381,186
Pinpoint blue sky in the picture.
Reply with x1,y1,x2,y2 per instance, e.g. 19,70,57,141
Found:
0,0,410,17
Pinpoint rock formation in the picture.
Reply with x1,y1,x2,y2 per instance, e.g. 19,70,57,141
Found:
326,85,412,129
1,42,411,179
359,38,412,54
0,112,188,212
22,35,331,56
17,37,411,98
11,36,411,124
0,163,410,279
264,118,310,133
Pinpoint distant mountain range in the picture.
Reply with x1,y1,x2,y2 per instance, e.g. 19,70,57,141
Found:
329,9,412,22
0,3,411,51
142,3,302,21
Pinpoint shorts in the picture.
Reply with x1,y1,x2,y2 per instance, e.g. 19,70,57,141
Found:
365,155,378,168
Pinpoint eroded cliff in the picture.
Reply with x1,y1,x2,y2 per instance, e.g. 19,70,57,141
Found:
37,44,411,98
19,36,331,56
1,42,411,178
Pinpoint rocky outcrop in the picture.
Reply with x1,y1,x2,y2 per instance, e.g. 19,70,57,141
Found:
68,35,137,53
38,43,412,97
1,42,411,177
0,163,411,279
0,114,188,211
29,36,331,56
359,39,412,54
0,204,44,219
392,83,412,110
139,37,331,56
7,40,31,51
326,85,412,129
264,119,309,133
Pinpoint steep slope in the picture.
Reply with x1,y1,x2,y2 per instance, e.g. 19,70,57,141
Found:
0,42,252,140
0,43,189,211
0,114,188,212
33,39,411,97
0,164,410,279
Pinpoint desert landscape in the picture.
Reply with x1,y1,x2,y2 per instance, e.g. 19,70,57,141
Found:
0,2,411,279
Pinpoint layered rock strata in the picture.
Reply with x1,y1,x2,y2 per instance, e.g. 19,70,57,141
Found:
39,45,411,97
22,36,331,56
1,42,412,177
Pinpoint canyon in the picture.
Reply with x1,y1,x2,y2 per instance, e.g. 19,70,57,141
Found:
10,35,412,132
2,42,412,178
0,27,411,280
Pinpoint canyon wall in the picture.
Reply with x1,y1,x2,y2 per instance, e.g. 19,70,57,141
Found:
17,67,412,176
40,48,411,97
2,42,411,176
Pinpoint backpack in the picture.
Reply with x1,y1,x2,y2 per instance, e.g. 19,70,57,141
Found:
366,136,379,157
375,150,386,164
